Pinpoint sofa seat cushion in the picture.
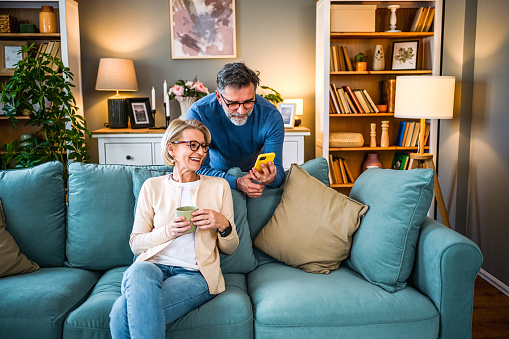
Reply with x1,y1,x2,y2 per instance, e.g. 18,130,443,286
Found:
0,161,66,267
0,267,101,339
64,267,253,339
247,262,439,339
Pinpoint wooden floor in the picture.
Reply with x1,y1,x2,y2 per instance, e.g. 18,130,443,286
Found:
472,276,509,338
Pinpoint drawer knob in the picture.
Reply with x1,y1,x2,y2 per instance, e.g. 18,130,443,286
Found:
126,155,131,160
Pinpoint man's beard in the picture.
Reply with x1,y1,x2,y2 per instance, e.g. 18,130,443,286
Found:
224,109,253,126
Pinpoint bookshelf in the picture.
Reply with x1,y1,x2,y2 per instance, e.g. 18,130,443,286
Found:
0,0,82,155
315,0,442,192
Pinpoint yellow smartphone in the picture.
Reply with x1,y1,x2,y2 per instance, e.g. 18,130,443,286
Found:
254,152,275,172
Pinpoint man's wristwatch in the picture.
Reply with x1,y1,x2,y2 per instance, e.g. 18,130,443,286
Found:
218,223,232,237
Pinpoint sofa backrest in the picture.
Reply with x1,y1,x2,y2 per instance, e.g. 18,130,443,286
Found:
0,161,66,267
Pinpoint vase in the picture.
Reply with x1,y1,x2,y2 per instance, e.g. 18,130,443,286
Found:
39,6,57,33
361,153,382,172
383,79,396,113
178,97,198,120
372,45,385,71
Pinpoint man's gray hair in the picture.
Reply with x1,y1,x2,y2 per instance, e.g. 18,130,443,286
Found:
216,62,260,93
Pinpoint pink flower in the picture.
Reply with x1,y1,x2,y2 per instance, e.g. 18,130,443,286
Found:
193,81,208,93
172,85,185,96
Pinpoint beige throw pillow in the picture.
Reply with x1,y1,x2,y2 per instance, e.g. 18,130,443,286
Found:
254,164,368,274
0,200,39,278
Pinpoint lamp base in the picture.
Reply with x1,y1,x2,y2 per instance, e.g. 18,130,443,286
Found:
108,98,128,128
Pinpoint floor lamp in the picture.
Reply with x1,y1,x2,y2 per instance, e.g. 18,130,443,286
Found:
394,76,456,228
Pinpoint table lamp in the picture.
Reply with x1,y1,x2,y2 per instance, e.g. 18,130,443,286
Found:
394,75,455,227
283,99,304,127
95,58,138,128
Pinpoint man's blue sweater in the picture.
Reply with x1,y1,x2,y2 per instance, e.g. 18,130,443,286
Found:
186,93,285,190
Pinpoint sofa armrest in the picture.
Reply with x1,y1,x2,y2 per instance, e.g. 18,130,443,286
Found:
411,217,483,339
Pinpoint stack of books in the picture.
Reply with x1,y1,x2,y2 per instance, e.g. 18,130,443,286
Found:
409,7,435,32
395,121,430,147
329,84,379,114
328,155,355,185
330,45,354,72
36,41,61,72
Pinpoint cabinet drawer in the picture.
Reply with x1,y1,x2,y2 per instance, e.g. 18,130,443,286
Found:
104,143,153,165
283,140,299,169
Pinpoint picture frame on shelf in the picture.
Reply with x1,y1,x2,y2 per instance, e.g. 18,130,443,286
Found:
169,0,236,59
277,102,296,128
127,98,154,129
0,41,27,75
391,40,419,70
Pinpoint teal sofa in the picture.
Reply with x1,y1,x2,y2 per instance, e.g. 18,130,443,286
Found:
0,159,482,339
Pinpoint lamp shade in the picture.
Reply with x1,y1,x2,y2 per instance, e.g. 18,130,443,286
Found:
95,58,138,92
394,76,455,119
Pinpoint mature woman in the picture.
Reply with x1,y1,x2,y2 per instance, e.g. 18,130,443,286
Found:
110,119,239,338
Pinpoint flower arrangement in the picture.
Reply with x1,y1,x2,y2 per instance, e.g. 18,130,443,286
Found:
168,77,209,102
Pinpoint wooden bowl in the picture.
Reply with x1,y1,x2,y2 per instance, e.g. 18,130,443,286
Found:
376,104,388,113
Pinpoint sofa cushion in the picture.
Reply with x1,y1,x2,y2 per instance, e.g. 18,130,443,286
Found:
67,163,137,270
0,161,66,267
253,164,368,274
247,262,439,339
64,267,253,339
0,200,39,278
347,168,434,292
132,168,257,274
0,267,101,338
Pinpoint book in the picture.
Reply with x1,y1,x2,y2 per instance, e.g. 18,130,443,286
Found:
354,90,371,113
404,122,416,147
410,122,421,147
332,84,346,113
392,153,409,170
342,46,353,71
337,88,351,114
417,7,430,32
338,45,346,71
331,45,339,72
362,89,379,113
424,123,431,145
338,158,348,183
329,85,341,114
343,89,358,113
422,7,435,32
329,155,338,183
396,121,407,147
343,86,363,113
410,7,424,32
402,122,412,147
341,158,354,183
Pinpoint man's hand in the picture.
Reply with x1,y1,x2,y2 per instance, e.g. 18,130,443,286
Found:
237,173,265,198
250,161,277,186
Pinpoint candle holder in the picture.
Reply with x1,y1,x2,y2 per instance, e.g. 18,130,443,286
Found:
386,5,401,32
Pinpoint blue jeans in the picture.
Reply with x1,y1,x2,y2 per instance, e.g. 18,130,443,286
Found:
109,261,215,339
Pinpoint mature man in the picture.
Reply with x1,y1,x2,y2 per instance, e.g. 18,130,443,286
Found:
186,62,285,198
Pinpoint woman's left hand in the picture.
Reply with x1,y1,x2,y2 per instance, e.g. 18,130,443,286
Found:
191,209,230,232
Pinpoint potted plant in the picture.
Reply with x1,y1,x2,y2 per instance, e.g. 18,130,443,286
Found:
0,43,91,177
259,86,283,106
354,52,368,71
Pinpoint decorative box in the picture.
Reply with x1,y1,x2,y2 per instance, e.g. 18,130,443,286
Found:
20,24,36,33
330,5,376,33
0,14,17,33
329,132,364,148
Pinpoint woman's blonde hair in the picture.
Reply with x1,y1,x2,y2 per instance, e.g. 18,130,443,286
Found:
160,119,212,166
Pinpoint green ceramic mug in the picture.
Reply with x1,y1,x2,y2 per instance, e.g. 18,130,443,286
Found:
176,206,199,234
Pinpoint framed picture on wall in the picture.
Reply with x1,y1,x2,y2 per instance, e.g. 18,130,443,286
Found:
277,102,296,128
127,98,154,128
0,41,27,75
391,40,419,70
169,0,237,59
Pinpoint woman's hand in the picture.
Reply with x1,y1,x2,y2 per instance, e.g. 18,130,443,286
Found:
191,209,230,232
167,216,191,239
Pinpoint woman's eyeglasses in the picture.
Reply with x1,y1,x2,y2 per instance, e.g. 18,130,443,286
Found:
172,141,210,153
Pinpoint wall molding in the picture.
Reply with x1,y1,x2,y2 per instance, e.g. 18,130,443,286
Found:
479,269,509,298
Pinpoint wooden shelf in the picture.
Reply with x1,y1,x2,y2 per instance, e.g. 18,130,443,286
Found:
330,146,429,151
331,32,434,39
331,70,433,75
0,116,30,120
0,33,60,39
331,183,354,188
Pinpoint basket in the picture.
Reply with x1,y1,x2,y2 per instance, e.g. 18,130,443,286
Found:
0,14,17,33
329,132,364,148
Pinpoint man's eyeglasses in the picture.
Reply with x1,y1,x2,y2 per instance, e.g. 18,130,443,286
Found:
172,141,210,153
219,93,256,111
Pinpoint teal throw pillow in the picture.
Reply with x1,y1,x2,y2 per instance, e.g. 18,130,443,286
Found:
0,161,66,267
347,168,434,292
